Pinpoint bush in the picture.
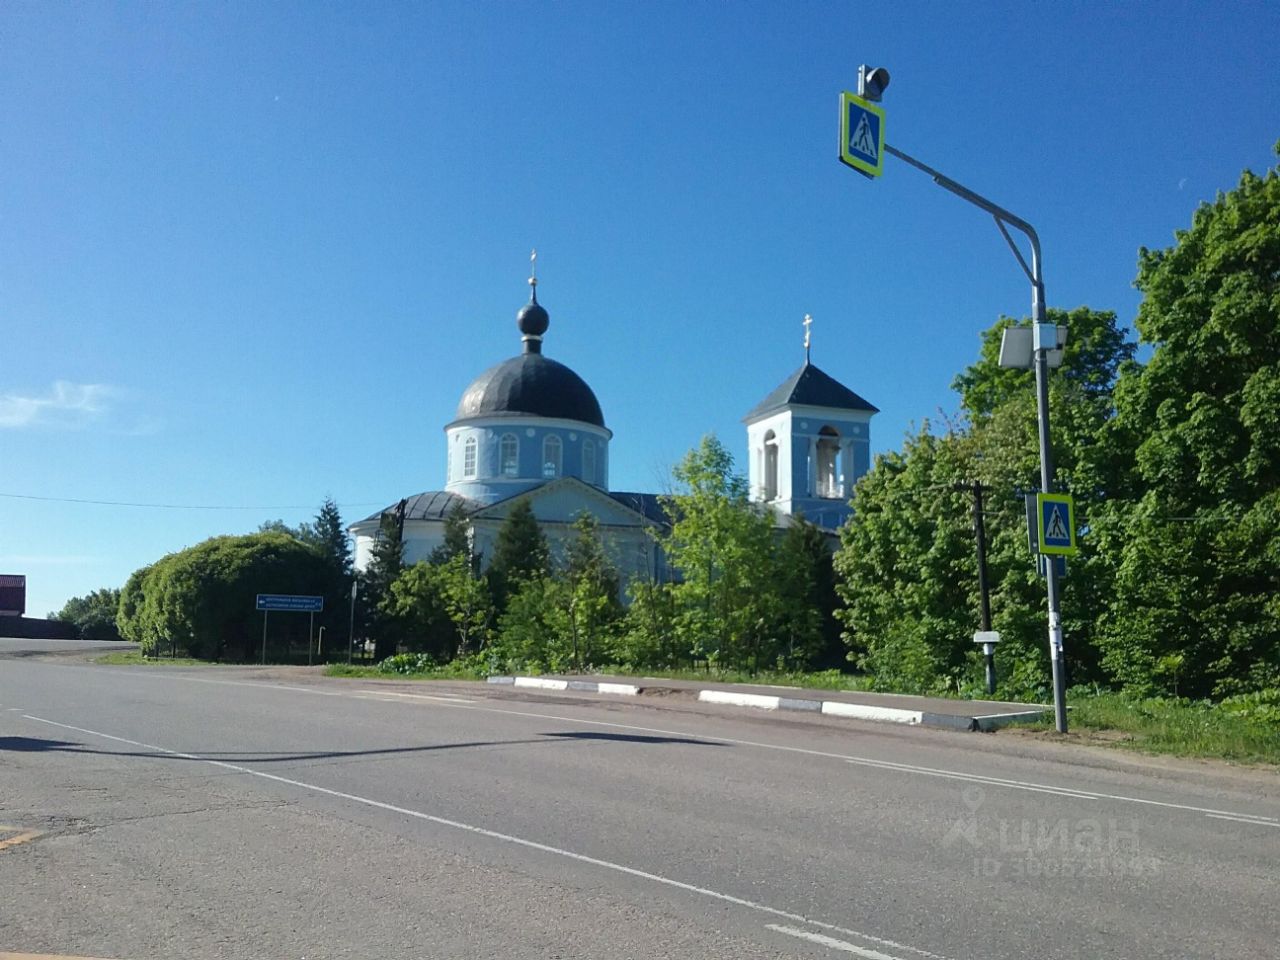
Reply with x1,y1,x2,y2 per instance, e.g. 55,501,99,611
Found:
377,653,438,675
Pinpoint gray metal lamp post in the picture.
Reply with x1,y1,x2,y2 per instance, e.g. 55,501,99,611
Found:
855,65,1069,732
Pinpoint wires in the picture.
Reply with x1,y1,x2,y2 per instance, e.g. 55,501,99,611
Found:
0,491,384,511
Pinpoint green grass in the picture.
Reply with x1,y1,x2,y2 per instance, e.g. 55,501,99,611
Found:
323,660,487,681
1015,690,1280,766
95,650,217,667
585,665,875,692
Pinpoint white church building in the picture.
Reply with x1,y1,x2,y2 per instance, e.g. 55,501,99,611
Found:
350,271,877,582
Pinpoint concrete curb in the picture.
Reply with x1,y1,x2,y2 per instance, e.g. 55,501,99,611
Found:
489,675,641,697
487,676,1046,732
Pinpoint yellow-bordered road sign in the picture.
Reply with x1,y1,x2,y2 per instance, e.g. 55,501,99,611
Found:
1036,493,1078,556
839,92,886,178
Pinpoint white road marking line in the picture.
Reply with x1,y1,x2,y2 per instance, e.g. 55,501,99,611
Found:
61,667,1280,827
767,924,904,959
1205,813,1280,827
22,713,952,960
844,759,1101,800
352,690,475,703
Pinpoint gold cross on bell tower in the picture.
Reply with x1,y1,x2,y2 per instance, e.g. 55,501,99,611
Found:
803,314,813,363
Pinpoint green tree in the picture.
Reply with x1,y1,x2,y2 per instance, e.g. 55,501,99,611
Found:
300,496,353,578
661,435,779,671
434,553,494,656
835,306,1137,698
386,562,457,661
365,504,406,660
1098,150,1280,697
430,502,474,567
561,513,624,670
115,534,332,661
493,575,571,672
51,588,122,641
616,578,679,668
490,514,621,672
486,498,548,611
775,516,838,670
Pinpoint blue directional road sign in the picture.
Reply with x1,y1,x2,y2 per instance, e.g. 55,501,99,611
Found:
256,593,324,612
1036,493,1078,556
839,91,886,178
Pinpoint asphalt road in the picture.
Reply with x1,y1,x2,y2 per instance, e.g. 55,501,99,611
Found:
2,637,1277,960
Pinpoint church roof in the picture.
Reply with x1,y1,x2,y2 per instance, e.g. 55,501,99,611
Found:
358,491,475,524
453,352,605,428
607,490,670,526
743,361,878,421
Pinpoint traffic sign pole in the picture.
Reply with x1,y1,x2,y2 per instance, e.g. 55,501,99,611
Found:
838,75,1069,731
1036,344,1069,732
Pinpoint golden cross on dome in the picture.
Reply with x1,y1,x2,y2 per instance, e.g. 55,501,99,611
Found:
803,314,812,362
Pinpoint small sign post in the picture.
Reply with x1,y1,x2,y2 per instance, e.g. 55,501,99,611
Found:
973,631,1001,695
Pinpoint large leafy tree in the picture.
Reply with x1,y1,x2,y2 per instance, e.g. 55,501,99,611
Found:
776,516,842,671
661,435,779,671
51,588,122,641
836,306,1137,698
561,513,624,669
1097,150,1280,696
388,554,492,660
115,534,332,661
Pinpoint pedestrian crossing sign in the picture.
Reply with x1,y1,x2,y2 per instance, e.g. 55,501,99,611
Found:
839,91,885,178
1036,493,1078,556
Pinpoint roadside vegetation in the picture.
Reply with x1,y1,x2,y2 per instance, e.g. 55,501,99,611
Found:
1019,688,1280,766
95,650,216,667
73,148,1280,764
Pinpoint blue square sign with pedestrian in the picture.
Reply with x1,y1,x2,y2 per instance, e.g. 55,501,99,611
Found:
839,92,885,178
1036,493,1077,556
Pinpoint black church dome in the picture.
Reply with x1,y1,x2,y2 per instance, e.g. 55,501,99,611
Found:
454,352,605,427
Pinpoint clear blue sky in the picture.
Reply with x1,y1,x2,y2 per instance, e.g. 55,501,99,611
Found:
3,1,1277,617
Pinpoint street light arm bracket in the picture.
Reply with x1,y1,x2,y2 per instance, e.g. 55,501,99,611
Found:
884,142,1046,320
994,215,1035,286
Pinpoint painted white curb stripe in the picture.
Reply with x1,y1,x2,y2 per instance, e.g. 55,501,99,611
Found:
596,682,640,696
513,677,569,691
820,701,923,724
698,690,781,710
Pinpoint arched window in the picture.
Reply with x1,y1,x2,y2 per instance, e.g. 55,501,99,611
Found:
463,436,477,478
816,426,840,498
500,434,519,476
542,434,561,478
763,430,779,500
582,439,596,484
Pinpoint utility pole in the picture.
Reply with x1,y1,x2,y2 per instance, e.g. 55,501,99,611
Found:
969,481,993,635
957,480,996,694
